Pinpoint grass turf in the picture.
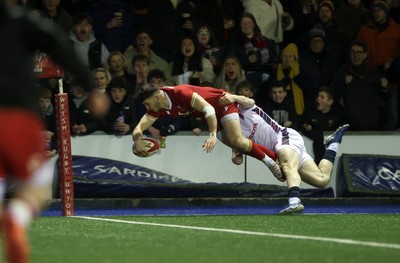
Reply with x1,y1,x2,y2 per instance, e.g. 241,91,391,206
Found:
3,214,400,263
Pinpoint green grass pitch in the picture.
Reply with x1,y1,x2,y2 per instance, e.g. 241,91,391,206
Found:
2,214,400,263
20,214,400,263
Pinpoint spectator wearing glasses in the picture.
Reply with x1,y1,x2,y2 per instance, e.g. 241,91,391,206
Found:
195,23,223,75
330,40,388,130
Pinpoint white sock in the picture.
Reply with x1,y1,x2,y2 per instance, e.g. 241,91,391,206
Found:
8,199,33,227
289,197,301,206
327,142,339,152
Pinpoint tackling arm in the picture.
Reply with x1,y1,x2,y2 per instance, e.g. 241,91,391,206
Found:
219,93,255,109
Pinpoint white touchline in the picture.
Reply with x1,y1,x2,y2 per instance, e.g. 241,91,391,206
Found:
75,216,400,250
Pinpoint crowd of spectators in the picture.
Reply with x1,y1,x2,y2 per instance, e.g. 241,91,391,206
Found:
13,0,400,149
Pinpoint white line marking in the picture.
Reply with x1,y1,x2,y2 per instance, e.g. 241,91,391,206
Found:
75,216,400,250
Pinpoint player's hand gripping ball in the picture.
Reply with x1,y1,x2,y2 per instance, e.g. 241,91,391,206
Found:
132,137,160,157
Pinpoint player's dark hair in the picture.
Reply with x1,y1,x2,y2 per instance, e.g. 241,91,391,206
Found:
136,83,159,102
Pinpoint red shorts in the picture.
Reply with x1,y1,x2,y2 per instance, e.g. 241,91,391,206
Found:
215,103,239,131
0,110,46,180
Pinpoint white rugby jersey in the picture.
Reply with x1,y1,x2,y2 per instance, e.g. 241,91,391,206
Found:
238,104,290,151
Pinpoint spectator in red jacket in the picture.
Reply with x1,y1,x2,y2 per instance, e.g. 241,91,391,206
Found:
357,0,400,71
357,0,400,129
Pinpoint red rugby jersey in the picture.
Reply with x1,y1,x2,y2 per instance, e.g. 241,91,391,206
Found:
147,84,238,120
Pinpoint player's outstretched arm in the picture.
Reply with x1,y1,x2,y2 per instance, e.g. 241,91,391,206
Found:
192,96,217,153
132,114,157,156
219,93,255,109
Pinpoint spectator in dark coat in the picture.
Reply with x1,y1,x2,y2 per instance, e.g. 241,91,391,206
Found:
194,0,242,46
263,81,301,131
103,77,139,135
299,25,340,111
330,40,388,130
88,0,135,52
41,0,73,34
301,87,344,163
144,0,197,61
69,81,101,135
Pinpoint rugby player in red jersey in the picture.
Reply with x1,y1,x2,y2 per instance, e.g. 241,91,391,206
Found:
132,84,284,181
0,3,108,263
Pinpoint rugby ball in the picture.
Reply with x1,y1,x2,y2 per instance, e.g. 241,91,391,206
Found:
132,137,159,157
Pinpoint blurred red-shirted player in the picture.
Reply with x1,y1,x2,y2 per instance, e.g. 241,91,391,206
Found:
132,84,284,181
0,3,108,263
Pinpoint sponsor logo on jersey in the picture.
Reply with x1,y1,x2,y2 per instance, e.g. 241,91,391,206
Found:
249,123,258,140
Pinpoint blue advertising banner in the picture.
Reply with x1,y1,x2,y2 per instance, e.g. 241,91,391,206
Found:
72,155,191,184
338,154,400,196
51,156,334,198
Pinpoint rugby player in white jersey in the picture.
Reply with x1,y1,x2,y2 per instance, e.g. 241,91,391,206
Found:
219,92,349,214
